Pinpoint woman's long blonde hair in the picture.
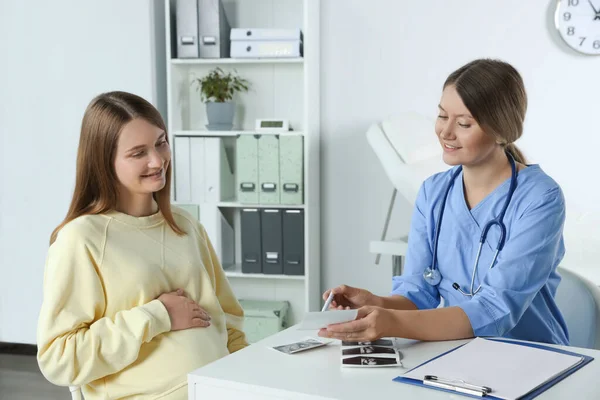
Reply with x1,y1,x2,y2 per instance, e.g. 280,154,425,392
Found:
50,91,184,244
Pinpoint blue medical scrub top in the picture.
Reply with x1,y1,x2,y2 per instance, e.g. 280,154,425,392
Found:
391,164,569,345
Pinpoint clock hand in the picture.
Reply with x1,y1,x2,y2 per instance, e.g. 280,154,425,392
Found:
588,0,600,14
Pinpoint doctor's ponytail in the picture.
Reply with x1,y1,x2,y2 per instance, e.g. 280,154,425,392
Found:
444,58,528,165
505,143,526,165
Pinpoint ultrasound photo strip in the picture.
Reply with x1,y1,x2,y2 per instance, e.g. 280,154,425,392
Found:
341,339,394,347
341,354,401,368
341,346,397,357
272,338,328,354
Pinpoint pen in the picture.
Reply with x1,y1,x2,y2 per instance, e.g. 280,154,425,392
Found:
423,379,485,397
423,375,491,397
321,291,335,312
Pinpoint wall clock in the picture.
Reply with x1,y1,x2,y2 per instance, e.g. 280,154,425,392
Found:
555,0,600,55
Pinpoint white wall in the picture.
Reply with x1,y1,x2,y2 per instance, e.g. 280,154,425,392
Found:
320,0,600,296
0,0,165,344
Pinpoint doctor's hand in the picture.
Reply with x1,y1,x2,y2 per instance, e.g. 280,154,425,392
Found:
317,306,394,342
158,288,211,331
322,285,377,310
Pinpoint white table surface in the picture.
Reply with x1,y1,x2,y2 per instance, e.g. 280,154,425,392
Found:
188,325,600,399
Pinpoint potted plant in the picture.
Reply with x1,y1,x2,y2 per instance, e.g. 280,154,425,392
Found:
191,67,250,130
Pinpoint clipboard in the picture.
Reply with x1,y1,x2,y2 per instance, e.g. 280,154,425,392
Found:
393,338,594,399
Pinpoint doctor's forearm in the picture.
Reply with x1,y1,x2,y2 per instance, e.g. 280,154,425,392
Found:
387,306,474,341
373,295,419,311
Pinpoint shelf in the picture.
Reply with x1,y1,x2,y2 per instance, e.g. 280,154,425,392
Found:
223,263,305,280
172,130,303,138
165,0,320,314
218,201,305,209
171,58,304,65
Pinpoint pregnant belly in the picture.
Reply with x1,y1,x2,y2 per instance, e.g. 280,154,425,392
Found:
103,325,229,399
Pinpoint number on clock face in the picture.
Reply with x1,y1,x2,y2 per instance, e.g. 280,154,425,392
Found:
555,0,600,55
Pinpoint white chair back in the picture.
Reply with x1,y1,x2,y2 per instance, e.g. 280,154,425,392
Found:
555,266,600,350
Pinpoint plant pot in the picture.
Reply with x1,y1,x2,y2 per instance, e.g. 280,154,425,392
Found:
206,101,235,131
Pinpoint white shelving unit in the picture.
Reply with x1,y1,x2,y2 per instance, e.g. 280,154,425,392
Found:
164,0,320,327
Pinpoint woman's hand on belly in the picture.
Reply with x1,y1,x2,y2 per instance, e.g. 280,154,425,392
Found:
158,289,211,331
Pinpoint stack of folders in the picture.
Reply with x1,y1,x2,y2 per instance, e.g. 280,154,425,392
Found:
341,339,403,368
236,134,303,206
240,208,304,276
175,0,231,59
173,136,235,267
394,337,594,399
230,28,303,58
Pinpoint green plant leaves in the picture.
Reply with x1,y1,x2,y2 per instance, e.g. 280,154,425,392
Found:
190,67,250,103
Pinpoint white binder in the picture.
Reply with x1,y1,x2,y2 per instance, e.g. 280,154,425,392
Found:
230,28,302,41
230,40,302,58
203,138,235,203
175,0,199,58
190,138,206,203
174,136,191,202
189,138,235,203
174,136,235,265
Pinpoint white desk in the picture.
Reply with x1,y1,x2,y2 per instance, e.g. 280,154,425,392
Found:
188,325,600,399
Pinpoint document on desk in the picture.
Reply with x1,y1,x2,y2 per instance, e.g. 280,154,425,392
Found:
297,310,358,330
401,337,587,400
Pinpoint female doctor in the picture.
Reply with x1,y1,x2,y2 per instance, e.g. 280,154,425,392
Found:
320,58,569,346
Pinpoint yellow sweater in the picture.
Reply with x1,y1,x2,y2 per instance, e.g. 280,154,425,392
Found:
37,207,248,399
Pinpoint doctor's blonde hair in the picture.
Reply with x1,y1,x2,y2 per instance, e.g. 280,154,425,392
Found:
444,59,527,164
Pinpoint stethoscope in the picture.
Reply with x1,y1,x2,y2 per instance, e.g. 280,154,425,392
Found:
422,152,518,297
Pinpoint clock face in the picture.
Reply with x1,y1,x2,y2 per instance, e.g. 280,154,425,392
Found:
555,0,600,55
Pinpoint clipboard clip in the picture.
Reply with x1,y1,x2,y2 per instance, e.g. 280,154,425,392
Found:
423,375,492,397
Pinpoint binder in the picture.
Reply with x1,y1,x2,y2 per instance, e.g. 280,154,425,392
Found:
203,138,235,202
189,138,206,203
236,135,259,204
279,135,303,205
186,138,235,204
393,337,594,400
174,136,234,265
241,209,262,273
174,136,191,202
282,209,304,276
175,0,199,58
230,28,303,41
198,0,230,58
261,209,283,275
258,135,280,204
230,40,303,58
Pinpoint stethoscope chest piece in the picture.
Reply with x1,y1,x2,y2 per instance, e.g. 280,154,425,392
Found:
423,268,442,286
